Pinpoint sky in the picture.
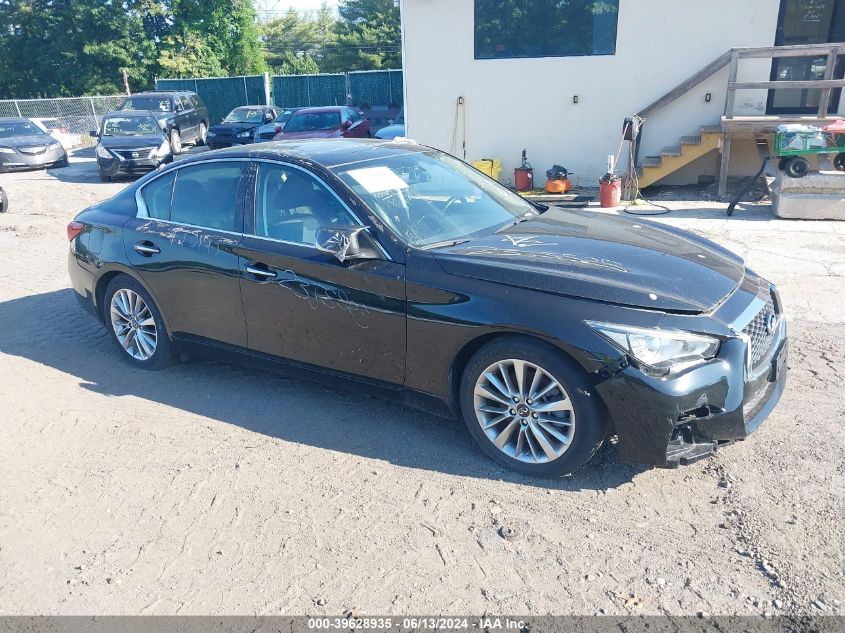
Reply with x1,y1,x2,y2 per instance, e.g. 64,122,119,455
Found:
255,0,339,16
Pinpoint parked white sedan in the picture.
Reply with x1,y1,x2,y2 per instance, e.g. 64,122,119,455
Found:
30,117,83,150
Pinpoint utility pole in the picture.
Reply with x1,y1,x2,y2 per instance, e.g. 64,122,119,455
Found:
122,68,131,95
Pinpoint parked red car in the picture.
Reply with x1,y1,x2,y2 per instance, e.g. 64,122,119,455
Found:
272,106,370,140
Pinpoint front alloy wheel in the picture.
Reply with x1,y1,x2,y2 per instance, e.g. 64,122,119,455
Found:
170,128,182,154
474,359,575,463
460,337,607,477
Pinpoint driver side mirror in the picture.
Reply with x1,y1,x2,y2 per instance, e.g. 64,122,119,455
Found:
89,130,99,138
315,226,380,263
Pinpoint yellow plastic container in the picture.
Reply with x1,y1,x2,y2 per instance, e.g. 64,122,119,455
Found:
472,158,502,182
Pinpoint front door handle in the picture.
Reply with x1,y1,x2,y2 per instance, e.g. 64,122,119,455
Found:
134,241,160,256
246,263,276,279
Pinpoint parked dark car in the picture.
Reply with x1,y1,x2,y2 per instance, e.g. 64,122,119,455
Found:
253,108,303,143
67,139,787,477
272,107,370,140
0,117,68,172
207,106,279,149
91,111,173,182
118,91,209,154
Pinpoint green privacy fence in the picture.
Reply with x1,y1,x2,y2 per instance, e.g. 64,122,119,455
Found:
156,70,402,121
155,76,266,123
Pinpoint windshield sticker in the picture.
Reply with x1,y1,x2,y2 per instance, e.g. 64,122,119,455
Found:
347,166,409,193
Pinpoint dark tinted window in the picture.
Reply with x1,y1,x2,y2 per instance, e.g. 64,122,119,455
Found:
179,96,192,111
284,111,341,132
121,96,170,112
474,0,619,59
190,95,201,109
254,163,358,245
171,162,245,231
141,171,175,220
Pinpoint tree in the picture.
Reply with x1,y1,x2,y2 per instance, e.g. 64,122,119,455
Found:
272,52,320,76
0,0,158,98
322,0,401,73
261,4,335,70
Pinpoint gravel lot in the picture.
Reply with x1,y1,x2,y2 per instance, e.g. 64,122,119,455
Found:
0,150,843,616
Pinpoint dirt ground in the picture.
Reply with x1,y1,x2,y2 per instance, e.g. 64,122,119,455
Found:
0,150,843,616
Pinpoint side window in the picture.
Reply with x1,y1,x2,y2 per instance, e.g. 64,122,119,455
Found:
141,171,176,220
190,95,200,109
171,162,246,231
350,109,361,122
341,109,352,124
180,96,193,111
254,163,359,245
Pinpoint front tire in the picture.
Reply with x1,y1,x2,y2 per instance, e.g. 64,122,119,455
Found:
103,275,172,370
459,336,607,477
170,128,182,155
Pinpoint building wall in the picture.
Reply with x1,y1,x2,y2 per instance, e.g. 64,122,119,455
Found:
400,0,833,186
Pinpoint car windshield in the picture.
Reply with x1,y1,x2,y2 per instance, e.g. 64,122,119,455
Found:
284,111,340,132
223,107,266,124
276,110,295,123
102,115,160,137
121,96,170,112
0,121,45,138
333,150,537,247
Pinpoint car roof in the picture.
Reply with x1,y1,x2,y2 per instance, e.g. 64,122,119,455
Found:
289,106,348,114
169,138,430,169
102,110,159,117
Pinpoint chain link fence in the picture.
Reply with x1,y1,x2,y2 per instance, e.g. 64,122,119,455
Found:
0,95,127,147
156,70,403,126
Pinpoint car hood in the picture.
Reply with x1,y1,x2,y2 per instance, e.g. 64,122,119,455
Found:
430,209,745,313
276,129,342,140
209,122,260,134
0,135,56,148
376,124,405,139
99,134,165,148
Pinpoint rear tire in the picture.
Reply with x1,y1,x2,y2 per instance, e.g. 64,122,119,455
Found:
784,156,809,178
197,122,208,146
459,336,608,478
834,152,845,171
103,275,172,370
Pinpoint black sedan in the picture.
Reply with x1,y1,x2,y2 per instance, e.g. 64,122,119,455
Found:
91,111,173,181
67,140,787,477
206,106,278,149
0,117,68,172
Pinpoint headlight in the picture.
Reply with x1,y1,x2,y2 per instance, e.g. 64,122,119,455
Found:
0,147,15,154
206,131,216,137
586,321,720,375
47,141,62,150
236,130,252,138
155,141,171,157
95,144,111,159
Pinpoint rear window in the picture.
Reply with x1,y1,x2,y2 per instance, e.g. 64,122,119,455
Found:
284,112,341,132
121,96,171,112
141,171,175,220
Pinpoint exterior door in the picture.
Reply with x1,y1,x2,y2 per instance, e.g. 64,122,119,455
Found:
124,159,249,347
237,160,406,384
768,0,845,114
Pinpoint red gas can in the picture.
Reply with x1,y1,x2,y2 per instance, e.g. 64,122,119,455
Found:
514,167,534,191
599,175,621,208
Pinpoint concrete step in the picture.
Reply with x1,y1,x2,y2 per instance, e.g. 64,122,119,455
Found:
661,146,683,157
680,135,702,146
642,156,662,167
701,124,722,134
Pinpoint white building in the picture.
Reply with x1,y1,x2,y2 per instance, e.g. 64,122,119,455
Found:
399,0,845,192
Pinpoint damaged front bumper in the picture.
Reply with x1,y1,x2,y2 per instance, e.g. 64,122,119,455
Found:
595,307,787,468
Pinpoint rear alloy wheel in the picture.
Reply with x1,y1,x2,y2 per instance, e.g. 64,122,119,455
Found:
198,122,208,146
104,276,171,369
170,128,182,155
784,156,809,178
460,337,607,477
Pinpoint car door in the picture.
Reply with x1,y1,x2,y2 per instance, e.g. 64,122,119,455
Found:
180,95,198,140
343,108,368,138
123,159,249,347
236,160,406,384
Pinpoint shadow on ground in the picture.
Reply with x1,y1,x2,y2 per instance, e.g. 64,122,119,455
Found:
0,288,647,491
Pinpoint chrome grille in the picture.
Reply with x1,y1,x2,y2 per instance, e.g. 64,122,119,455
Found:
113,148,155,160
18,145,47,155
742,296,777,367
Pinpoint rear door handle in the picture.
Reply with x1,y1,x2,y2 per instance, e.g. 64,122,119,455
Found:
246,263,276,279
134,241,160,256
